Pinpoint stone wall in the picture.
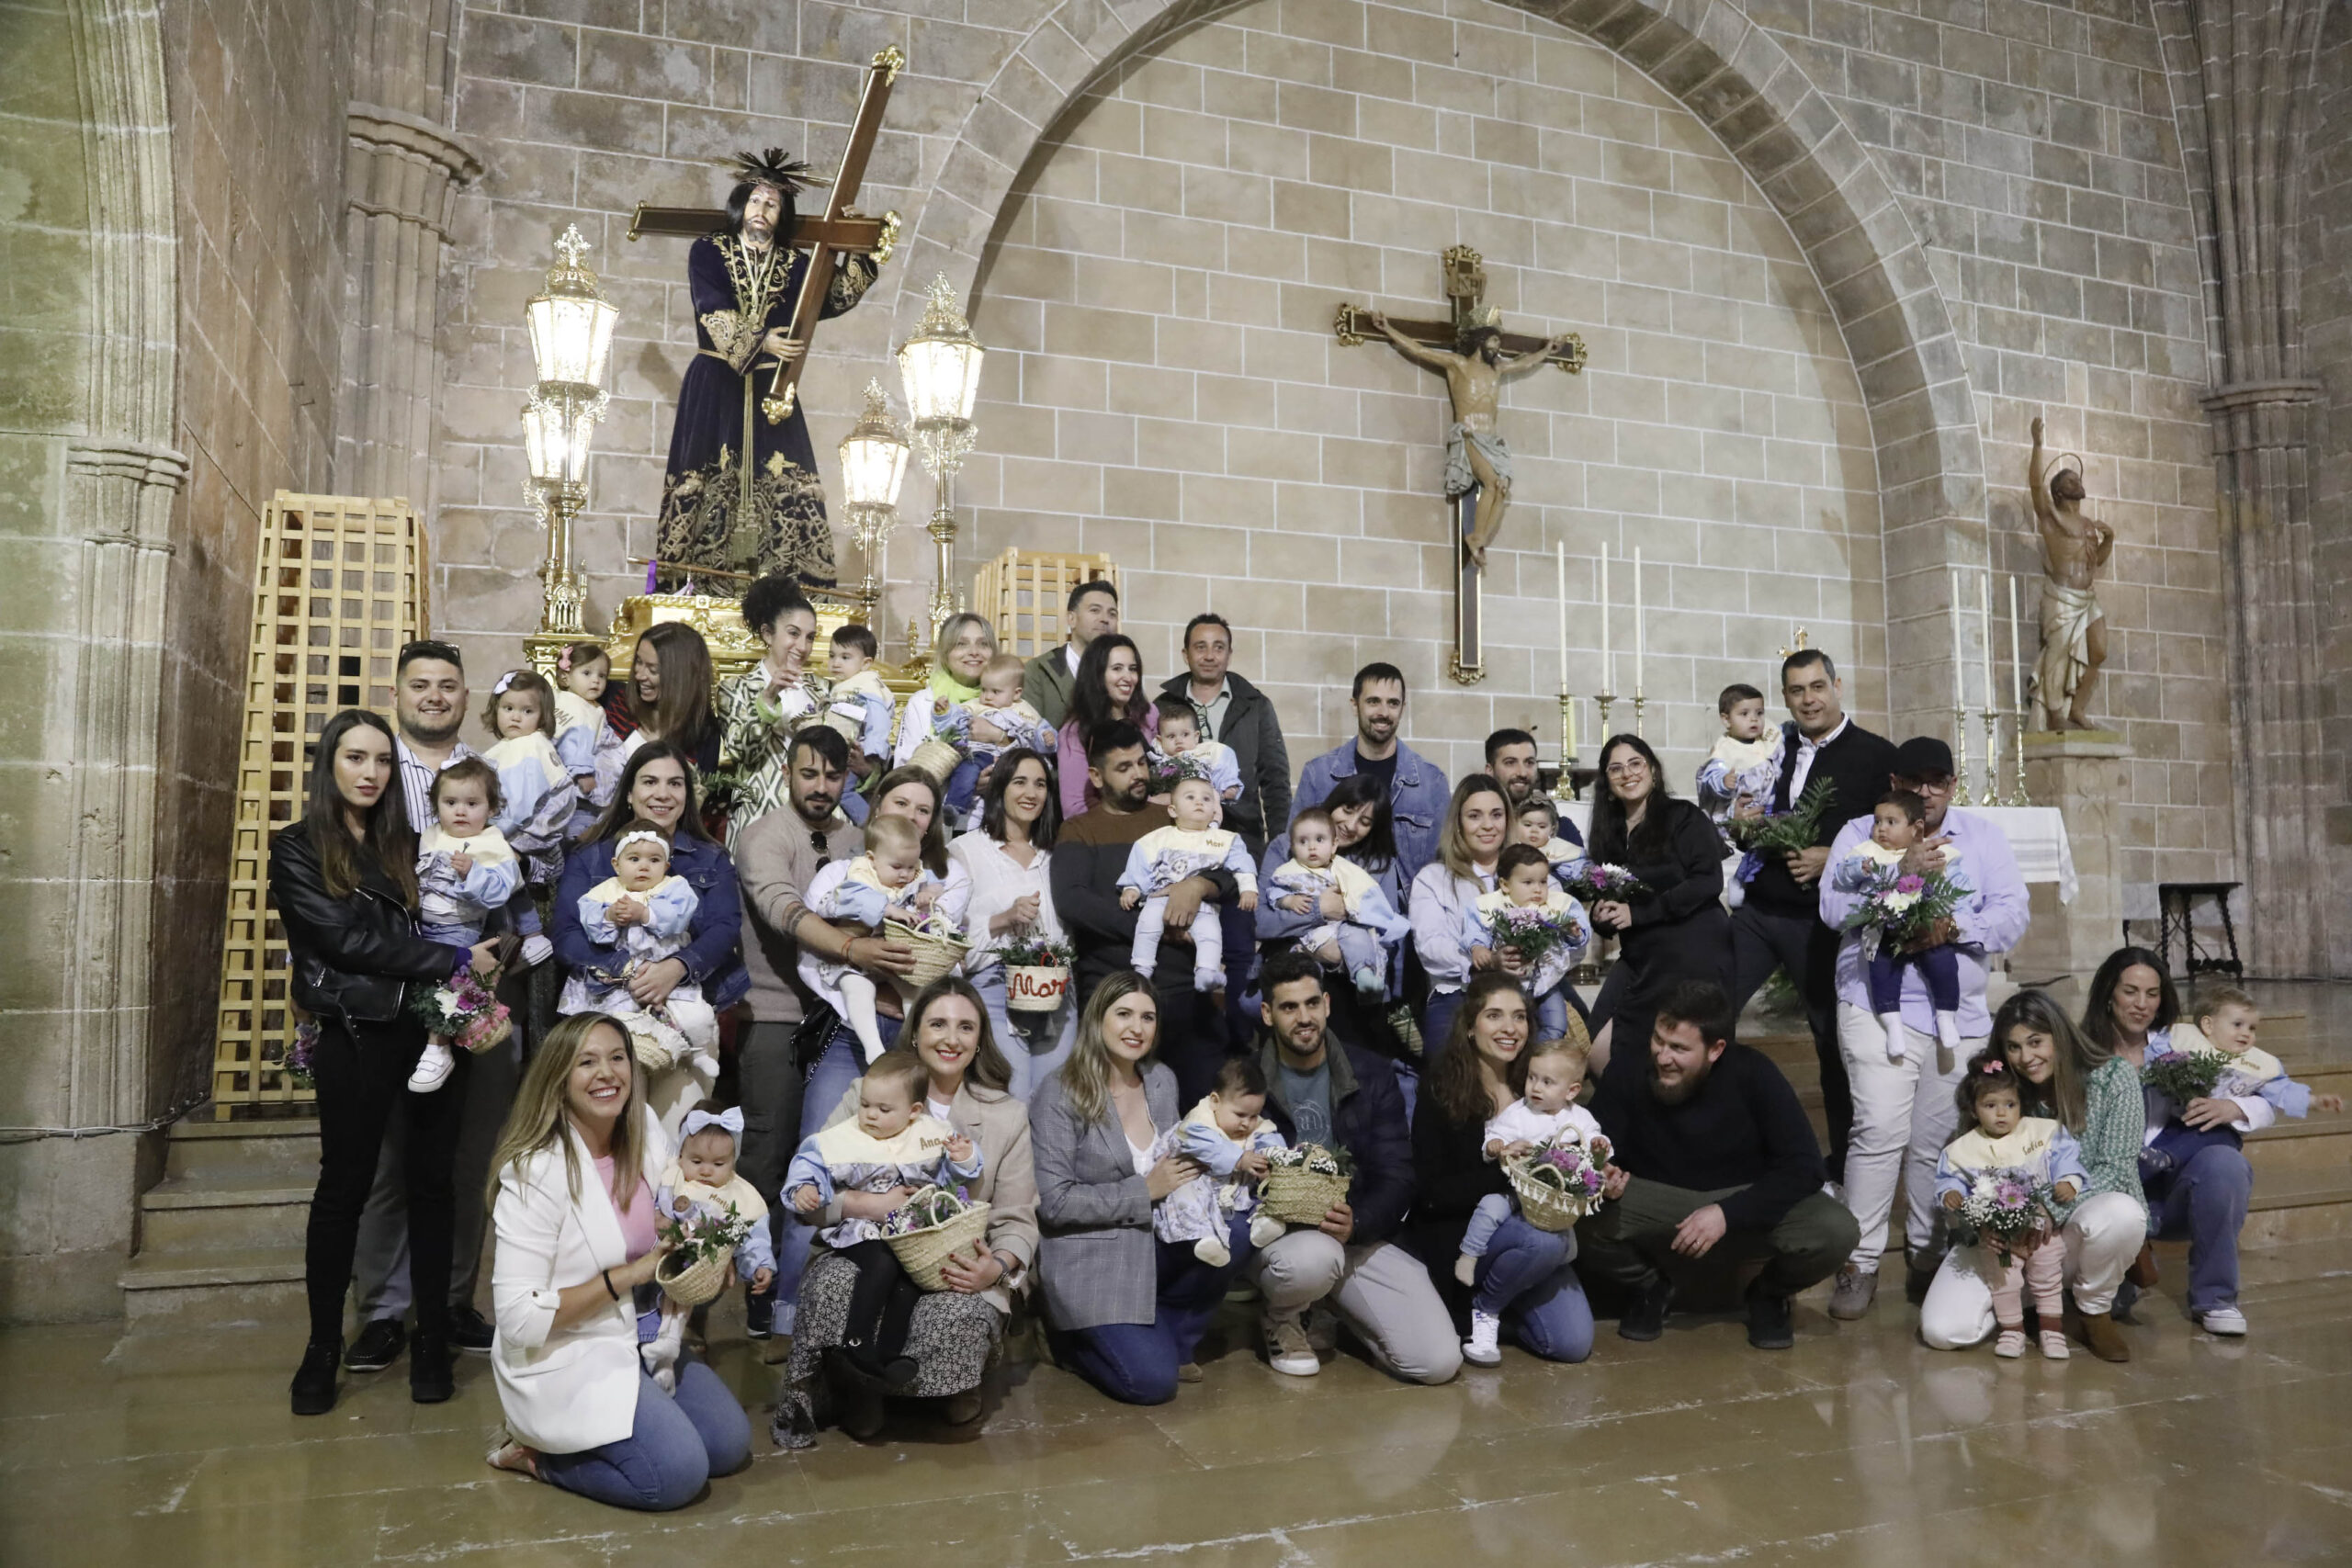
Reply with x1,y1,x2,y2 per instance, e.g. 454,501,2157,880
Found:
2304,0,2352,973
153,0,359,1105
966,0,1886,783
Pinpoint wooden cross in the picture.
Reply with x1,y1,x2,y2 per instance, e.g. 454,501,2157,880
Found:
627,45,906,426
1335,245,1587,686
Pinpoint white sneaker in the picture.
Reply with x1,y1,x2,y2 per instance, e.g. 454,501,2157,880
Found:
1464,1310,1502,1367
2199,1306,2248,1337
1263,1310,1319,1376
407,1041,455,1093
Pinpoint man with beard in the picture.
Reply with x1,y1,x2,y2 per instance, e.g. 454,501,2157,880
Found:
1050,721,1239,1101
1578,979,1858,1349
346,641,506,1374
651,149,881,589
734,726,917,1335
1292,662,1450,885
1244,955,1454,1385
1484,727,1584,850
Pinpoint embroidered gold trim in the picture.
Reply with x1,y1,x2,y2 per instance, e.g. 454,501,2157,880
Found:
700,310,756,371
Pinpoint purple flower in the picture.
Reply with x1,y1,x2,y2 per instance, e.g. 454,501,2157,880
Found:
1895,874,1926,895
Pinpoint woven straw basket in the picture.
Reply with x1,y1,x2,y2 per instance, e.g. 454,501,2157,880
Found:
820,710,865,746
886,920,970,993
908,737,961,784
887,1200,992,1291
1260,1166,1352,1227
456,1003,514,1055
1004,964,1069,1013
1505,1155,1600,1234
657,1248,729,1308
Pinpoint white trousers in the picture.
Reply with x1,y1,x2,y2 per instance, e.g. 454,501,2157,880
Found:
1917,1190,2145,1348
1836,1002,1968,1269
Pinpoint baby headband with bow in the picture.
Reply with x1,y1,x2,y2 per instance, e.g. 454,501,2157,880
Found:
682,1106,744,1140
492,670,521,695
616,828,670,857
556,649,573,672
1980,1059,2006,1075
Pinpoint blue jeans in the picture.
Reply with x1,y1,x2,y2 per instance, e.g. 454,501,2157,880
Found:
1469,1216,1593,1361
536,1362,752,1511
1533,987,1568,1043
1423,989,1465,1065
1054,1214,1252,1404
2145,1141,2252,1313
775,1019,899,1333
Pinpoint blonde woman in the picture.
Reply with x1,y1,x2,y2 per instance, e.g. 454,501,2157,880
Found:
1408,773,1527,1059
1028,972,1253,1404
483,1014,751,1510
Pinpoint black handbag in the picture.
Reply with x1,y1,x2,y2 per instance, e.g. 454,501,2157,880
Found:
792,1000,843,1076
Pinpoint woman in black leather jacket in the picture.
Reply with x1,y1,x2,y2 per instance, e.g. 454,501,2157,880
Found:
270,709,499,1416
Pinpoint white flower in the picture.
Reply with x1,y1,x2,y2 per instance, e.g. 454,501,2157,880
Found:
1883,890,1919,913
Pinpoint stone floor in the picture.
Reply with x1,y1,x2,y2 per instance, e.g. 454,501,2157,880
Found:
5,1268,2349,1567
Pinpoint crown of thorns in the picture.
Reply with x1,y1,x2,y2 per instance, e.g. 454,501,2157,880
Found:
729,148,814,195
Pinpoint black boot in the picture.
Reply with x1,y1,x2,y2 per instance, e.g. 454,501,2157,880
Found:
291,1337,343,1416
409,1329,455,1404
1745,1280,1795,1350
1617,1274,1675,1341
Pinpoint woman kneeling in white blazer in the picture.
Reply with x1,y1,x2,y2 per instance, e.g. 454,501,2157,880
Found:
483,1013,752,1509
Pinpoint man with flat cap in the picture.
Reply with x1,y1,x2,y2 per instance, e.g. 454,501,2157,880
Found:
1814,736,2030,1319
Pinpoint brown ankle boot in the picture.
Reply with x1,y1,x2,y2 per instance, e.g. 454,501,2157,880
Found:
2127,1243,2159,1289
2075,1307,2131,1362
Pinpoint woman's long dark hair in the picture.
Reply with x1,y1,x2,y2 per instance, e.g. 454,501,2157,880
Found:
905,976,1014,1095
629,622,717,759
978,747,1059,851
2079,944,2178,1054
1587,733,1675,863
583,741,709,846
1320,772,1398,875
1423,973,1531,1129
302,708,420,906
1068,633,1148,753
867,764,951,875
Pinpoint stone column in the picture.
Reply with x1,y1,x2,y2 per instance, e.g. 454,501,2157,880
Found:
334,106,481,505
2016,735,2134,984
2179,0,2335,975
332,0,480,506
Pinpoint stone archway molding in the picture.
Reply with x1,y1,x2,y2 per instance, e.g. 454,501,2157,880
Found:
892,0,1989,725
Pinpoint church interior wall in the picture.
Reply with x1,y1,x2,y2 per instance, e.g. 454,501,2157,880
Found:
2303,0,2352,976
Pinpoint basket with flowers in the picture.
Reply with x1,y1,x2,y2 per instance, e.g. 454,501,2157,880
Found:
655,1199,752,1307
878,1184,993,1291
997,932,1075,1013
1504,1129,1615,1232
406,967,512,1055
1260,1143,1354,1227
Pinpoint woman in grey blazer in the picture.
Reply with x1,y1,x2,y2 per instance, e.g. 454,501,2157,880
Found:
1029,971,1253,1403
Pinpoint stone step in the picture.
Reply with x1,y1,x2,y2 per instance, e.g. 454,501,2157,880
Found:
164,1113,322,1182
2243,1115,2352,1176
2241,1172,2352,1247
119,1246,307,1330
138,1170,314,1253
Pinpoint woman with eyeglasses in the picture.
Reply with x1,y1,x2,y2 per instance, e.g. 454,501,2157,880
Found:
1581,734,1732,1066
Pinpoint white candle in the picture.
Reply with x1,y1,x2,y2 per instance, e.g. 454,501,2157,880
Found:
1949,567,1965,711
1633,546,1645,696
2007,573,2024,712
1979,567,1995,716
1556,541,1568,695
1599,547,1611,694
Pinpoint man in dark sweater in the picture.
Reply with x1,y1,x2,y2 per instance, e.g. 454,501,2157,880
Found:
1246,955,1458,1385
1048,720,1238,1100
1726,649,1899,1183
1581,979,1861,1349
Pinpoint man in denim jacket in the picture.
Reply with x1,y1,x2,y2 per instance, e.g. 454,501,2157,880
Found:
1291,662,1451,887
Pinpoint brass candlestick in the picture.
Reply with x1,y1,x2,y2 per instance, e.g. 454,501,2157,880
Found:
1553,688,1579,801
1632,690,1647,739
1951,704,1973,807
1595,690,1617,742
2007,708,2031,806
1981,705,2001,807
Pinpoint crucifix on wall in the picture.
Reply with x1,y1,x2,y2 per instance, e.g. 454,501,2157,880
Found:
1337,246,1586,684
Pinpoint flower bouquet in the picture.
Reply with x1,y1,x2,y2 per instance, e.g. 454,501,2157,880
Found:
1563,863,1650,905
274,1017,322,1089
2142,1046,2226,1110
1260,1142,1353,1227
1837,865,1964,957
656,1199,752,1307
406,967,512,1054
1726,777,1837,858
997,932,1075,1014
879,1184,992,1291
1951,1167,2054,1257
1487,903,1588,974
1505,1129,1614,1232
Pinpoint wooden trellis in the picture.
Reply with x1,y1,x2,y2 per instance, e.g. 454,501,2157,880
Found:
973,549,1120,659
211,493,431,1114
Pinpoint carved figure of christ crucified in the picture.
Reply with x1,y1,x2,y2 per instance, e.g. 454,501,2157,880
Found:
1364,315,1577,570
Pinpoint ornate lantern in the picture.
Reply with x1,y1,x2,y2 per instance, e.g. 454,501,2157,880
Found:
836,379,910,631
895,275,985,637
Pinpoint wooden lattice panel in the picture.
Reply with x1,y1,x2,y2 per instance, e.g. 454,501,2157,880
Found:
973,549,1120,659
211,493,431,1113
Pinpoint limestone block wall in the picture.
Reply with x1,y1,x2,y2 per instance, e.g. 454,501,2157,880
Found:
153,0,359,1100
2303,2,2352,972
965,0,1887,786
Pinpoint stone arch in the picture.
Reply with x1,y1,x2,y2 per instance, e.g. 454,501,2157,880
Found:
891,0,1989,722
